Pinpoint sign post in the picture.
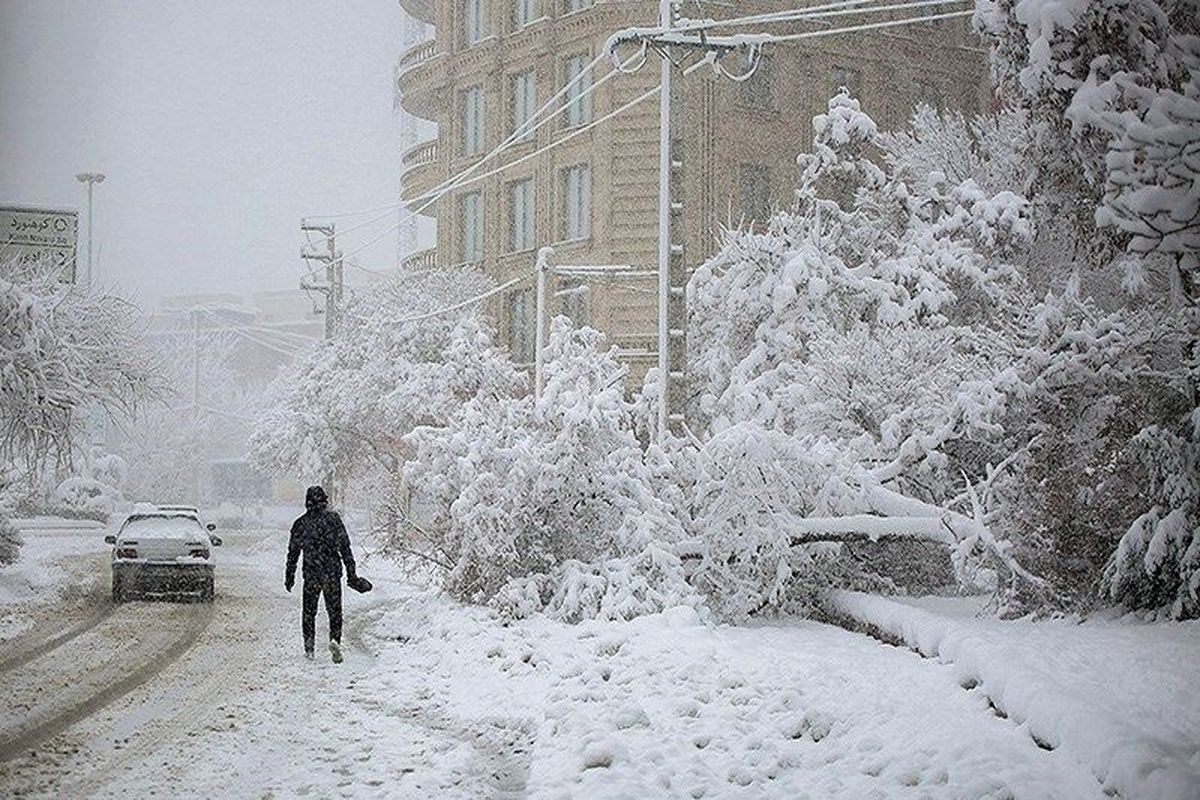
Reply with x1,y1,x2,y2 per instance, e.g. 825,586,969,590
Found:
0,205,79,283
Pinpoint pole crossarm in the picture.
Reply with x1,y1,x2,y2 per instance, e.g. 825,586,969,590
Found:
606,26,762,57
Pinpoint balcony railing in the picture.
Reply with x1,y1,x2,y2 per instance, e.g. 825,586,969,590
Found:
402,139,439,169
400,247,437,272
394,39,443,116
397,39,438,75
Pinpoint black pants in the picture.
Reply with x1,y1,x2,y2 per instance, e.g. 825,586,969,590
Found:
302,577,342,648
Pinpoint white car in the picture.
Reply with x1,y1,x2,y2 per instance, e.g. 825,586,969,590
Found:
106,512,222,603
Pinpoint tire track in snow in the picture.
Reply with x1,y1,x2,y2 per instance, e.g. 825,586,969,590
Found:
0,602,117,676
59,577,284,798
0,601,214,764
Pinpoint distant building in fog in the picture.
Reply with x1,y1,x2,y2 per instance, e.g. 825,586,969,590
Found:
152,289,322,390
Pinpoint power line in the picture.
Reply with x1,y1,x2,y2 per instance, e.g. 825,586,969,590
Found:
301,47,657,280
671,0,964,34
188,306,313,356
382,274,528,325
300,51,616,257
738,8,975,42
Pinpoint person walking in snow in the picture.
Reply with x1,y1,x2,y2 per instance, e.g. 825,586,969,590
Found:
285,485,359,663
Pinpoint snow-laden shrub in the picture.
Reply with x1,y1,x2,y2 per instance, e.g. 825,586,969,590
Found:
53,476,120,518
1101,417,1200,619
0,515,21,566
405,319,700,621
687,424,846,620
90,452,128,493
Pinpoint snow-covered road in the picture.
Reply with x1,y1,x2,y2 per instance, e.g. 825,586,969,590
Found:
0,523,1181,799
0,525,533,799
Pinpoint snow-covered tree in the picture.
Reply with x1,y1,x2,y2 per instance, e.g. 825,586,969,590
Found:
974,0,1199,291
964,1,1200,616
685,92,1046,614
404,319,699,621
251,269,523,523
1100,415,1199,619
108,332,247,504
0,258,163,477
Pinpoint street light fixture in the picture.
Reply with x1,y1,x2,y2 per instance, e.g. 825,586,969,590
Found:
75,172,105,286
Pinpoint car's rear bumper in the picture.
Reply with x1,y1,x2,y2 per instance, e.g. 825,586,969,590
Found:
113,561,213,593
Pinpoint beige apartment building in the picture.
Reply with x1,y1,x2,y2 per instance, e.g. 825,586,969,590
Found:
394,0,990,377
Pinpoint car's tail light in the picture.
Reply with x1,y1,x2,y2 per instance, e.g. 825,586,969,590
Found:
189,548,209,559
117,546,138,559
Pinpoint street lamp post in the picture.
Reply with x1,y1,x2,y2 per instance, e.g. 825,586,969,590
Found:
75,172,105,286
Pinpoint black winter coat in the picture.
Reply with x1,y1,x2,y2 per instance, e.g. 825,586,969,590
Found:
286,508,357,584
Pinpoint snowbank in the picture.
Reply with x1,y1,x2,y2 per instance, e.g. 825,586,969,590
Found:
0,517,109,637
826,590,1200,800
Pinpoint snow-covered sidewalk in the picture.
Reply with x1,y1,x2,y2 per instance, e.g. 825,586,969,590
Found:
826,591,1200,800
352,589,1110,799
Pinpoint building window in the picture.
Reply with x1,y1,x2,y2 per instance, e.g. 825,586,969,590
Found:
561,281,589,327
513,0,536,28
561,163,591,241
564,53,593,127
830,64,861,97
739,163,772,221
511,69,537,141
507,287,536,363
461,85,485,156
463,0,486,44
459,191,484,264
739,53,775,113
509,179,535,252
563,0,592,12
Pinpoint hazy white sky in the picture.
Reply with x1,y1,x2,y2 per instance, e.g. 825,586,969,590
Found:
0,0,406,304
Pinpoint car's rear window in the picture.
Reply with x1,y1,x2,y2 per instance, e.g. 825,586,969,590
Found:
120,515,204,539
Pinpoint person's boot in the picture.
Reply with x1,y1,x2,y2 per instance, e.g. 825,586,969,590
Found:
329,639,343,664
304,639,315,660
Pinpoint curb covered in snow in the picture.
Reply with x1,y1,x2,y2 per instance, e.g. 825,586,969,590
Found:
823,590,1200,800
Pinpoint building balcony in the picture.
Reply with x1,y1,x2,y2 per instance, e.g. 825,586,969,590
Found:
394,39,444,119
400,138,442,217
397,0,436,25
400,246,438,272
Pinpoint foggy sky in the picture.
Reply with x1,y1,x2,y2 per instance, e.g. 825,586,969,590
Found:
0,1,405,305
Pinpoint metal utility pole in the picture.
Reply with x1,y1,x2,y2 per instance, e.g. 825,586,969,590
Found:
610,6,765,442
300,220,343,501
191,308,202,506
534,247,552,399
74,172,105,286
301,221,342,340
655,0,688,443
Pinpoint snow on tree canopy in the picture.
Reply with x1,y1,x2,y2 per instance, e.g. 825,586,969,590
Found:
404,318,700,622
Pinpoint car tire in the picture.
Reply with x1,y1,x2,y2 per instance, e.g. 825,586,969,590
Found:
200,577,215,603
112,573,126,604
